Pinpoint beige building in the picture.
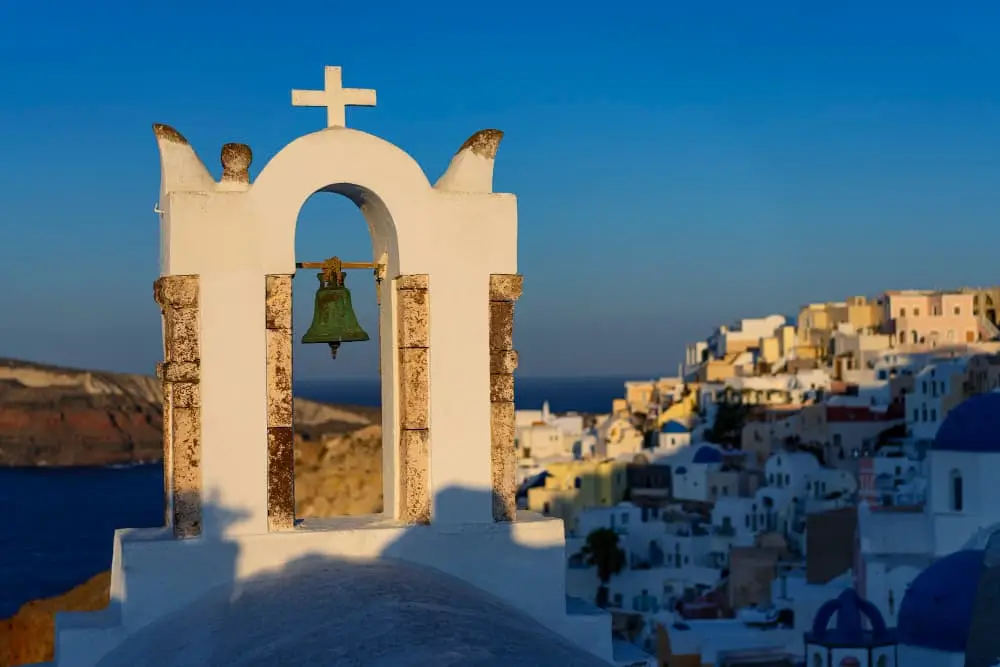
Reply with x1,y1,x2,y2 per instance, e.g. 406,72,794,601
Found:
884,290,986,348
740,404,826,469
962,286,1000,326
797,297,885,362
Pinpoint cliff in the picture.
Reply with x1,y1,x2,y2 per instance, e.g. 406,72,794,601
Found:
0,572,109,666
0,358,379,468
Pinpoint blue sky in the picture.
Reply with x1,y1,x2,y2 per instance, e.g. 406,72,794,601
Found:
1,1,999,380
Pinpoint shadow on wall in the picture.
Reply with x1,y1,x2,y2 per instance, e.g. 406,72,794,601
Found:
89,486,612,667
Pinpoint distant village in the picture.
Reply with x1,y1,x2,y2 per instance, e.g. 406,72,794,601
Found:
516,287,1000,666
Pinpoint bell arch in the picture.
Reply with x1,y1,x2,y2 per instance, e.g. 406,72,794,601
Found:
154,104,519,537
252,129,439,529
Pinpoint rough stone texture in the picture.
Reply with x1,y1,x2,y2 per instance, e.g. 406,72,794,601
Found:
490,401,517,522
488,302,514,351
264,276,293,330
488,274,523,302
163,307,200,363
154,275,203,538
152,123,189,146
489,350,519,375
396,274,429,291
267,427,296,531
396,288,430,348
489,275,522,522
171,406,202,538
490,373,514,403
399,429,431,525
265,329,293,428
396,275,431,524
154,275,199,309
157,362,200,384
458,129,505,159
265,275,295,531
398,348,430,430
220,143,252,183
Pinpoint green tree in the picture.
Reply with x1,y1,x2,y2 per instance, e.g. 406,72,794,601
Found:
580,527,626,607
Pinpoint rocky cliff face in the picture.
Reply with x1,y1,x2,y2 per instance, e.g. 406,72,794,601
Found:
0,358,381,469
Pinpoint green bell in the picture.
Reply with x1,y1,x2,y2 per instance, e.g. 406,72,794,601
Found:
302,265,370,359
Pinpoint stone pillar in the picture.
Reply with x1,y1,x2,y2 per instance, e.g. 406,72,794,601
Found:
489,274,523,521
396,275,431,524
153,275,202,538
265,275,295,531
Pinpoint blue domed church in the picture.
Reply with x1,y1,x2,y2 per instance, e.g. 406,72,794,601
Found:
805,589,896,667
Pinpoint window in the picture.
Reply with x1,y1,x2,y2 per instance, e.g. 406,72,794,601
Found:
950,469,964,512
785,474,791,486
914,308,920,316
621,512,630,525
931,409,937,422
955,306,961,315
898,331,906,344
574,477,582,489
921,407,928,421
745,515,750,527
912,409,919,422
833,434,842,447
900,308,907,317
543,502,550,514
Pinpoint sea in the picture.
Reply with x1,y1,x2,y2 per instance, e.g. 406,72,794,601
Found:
0,376,634,617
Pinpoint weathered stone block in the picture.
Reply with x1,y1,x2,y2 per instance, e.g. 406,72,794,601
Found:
397,288,430,348
266,328,293,427
490,373,515,403
159,361,201,383
489,350,519,374
267,426,296,531
164,306,200,363
399,347,430,430
488,302,514,351
489,274,523,302
396,274,429,291
172,382,200,409
171,406,202,538
491,401,517,522
399,429,431,524
265,275,293,330
154,275,199,310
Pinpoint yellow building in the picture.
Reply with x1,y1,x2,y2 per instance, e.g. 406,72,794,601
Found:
655,392,697,430
527,458,630,534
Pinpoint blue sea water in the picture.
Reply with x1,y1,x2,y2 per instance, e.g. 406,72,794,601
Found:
0,464,164,617
296,375,635,415
0,377,633,617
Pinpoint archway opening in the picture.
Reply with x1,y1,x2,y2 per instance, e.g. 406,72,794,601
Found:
291,191,384,520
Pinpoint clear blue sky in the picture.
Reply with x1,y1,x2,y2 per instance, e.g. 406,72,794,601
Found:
1,1,999,380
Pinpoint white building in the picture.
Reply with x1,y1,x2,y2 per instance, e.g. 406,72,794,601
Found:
905,357,969,442
858,392,1000,633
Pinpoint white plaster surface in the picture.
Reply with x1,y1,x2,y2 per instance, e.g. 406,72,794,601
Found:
89,558,611,667
56,512,614,666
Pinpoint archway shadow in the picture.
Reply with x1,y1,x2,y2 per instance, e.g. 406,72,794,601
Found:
80,486,625,667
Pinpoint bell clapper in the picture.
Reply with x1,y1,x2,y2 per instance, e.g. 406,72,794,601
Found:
328,342,341,359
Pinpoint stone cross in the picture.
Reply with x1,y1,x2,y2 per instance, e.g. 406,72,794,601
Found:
291,66,376,128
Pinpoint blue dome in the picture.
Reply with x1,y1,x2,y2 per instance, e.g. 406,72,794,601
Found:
806,588,893,646
898,549,983,652
934,393,1000,453
661,420,689,434
692,446,723,464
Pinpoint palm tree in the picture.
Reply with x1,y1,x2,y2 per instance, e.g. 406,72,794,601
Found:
580,527,626,607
